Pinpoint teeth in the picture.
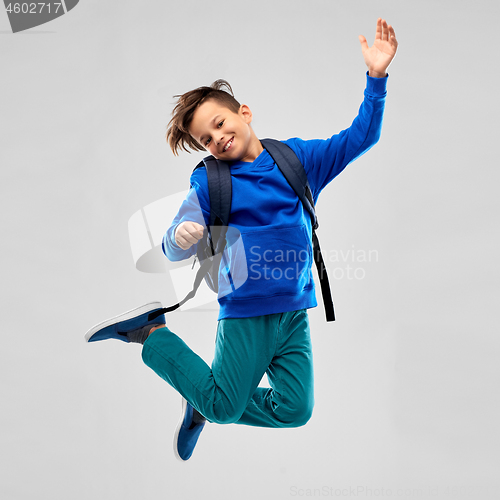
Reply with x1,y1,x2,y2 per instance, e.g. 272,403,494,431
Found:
224,138,233,151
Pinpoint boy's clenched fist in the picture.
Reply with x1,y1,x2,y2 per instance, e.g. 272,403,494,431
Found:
175,221,205,250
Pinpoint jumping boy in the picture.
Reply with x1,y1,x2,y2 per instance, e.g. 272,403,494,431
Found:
85,18,398,461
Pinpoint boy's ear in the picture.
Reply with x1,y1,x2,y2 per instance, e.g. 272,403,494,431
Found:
239,104,253,124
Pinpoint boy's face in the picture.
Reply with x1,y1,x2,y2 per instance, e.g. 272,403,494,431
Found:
189,99,255,162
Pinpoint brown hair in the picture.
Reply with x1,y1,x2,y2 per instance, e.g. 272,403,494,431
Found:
166,79,241,155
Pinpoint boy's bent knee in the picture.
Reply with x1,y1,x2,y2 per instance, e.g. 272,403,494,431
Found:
278,400,314,428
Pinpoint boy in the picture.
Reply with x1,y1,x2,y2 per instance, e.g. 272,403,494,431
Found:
85,18,398,462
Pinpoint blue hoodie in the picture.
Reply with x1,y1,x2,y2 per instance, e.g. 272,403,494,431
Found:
163,72,388,320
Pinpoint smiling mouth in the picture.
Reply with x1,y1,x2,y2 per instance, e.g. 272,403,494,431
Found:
223,137,234,152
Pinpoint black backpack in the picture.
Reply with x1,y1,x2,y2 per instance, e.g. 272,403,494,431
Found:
149,138,335,322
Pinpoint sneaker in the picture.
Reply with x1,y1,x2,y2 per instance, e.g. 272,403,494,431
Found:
173,397,207,461
84,302,165,343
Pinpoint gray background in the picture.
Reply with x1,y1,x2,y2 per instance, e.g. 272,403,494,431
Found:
1,0,499,499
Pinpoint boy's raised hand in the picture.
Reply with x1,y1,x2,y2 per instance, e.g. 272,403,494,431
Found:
175,221,205,250
359,18,398,78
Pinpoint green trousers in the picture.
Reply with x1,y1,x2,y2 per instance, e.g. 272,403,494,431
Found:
142,309,314,427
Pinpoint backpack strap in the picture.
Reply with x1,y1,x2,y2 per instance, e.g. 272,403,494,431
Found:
148,253,215,320
203,156,232,228
261,138,335,322
192,156,232,254
198,156,232,293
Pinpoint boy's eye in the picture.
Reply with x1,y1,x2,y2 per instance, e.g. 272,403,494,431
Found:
204,121,223,146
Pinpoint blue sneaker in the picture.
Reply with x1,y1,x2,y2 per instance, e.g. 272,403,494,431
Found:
173,397,207,461
84,302,165,343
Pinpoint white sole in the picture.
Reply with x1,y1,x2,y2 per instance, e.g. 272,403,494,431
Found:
83,301,164,342
173,397,188,462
